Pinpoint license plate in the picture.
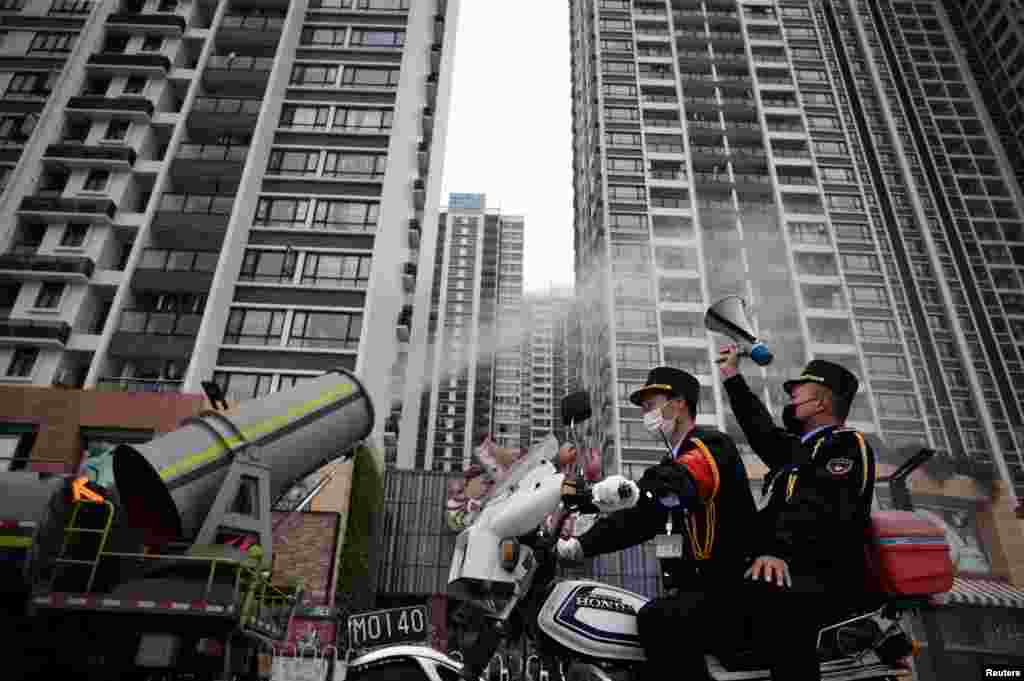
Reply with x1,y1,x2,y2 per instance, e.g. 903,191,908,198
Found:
347,605,429,649
654,534,683,559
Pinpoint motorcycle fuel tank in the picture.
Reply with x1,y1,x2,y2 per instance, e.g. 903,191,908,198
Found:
538,581,649,662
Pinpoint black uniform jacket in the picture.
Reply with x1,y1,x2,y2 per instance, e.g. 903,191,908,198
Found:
576,427,757,587
722,374,876,584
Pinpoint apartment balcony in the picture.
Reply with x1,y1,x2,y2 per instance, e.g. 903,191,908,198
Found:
402,262,417,292
412,179,425,210
107,11,186,35
66,96,154,122
397,305,413,342
429,42,442,71
110,309,201,359
0,319,71,347
219,15,284,47
204,56,273,92
189,97,261,132
172,143,248,176
43,142,136,170
0,253,95,282
425,73,438,106
95,377,183,393
18,195,117,223
153,194,233,247
417,141,430,175
87,52,172,76
421,106,434,140
49,0,94,15
407,218,421,249
134,248,218,292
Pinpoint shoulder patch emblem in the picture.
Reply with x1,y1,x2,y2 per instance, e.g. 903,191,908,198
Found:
826,457,854,476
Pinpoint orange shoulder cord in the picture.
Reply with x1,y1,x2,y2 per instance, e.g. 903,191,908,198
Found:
71,476,105,504
677,438,720,561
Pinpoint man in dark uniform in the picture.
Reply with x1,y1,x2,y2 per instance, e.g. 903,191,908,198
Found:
718,346,876,681
556,367,758,681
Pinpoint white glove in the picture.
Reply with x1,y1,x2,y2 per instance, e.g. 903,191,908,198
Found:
591,475,639,512
556,538,584,562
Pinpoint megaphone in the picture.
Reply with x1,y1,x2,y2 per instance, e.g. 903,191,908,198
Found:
705,295,774,366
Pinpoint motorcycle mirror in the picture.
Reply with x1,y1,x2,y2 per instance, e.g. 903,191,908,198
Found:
561,391,592,426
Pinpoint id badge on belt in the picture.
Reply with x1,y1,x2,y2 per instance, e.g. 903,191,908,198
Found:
654,514,683,559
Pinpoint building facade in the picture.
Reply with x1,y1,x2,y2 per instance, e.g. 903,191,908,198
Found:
569,0,1024,674
941,0,1024,197
519,290,577,447
396,194,525,471
570,0,1024,500
0,0,459,461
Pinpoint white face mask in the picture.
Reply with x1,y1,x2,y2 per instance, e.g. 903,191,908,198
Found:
643,404,674,436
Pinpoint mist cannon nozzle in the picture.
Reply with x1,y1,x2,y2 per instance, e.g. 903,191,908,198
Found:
705,295,773,367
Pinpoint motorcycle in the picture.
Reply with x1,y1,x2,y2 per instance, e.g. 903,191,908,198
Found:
446,432,939,681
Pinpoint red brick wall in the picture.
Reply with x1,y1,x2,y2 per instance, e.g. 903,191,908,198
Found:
271,511,341,607
0,386,207,473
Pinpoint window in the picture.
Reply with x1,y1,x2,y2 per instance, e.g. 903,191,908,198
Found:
807,115,840,130
0,423,38,471
848,285,887,306
60,222,89,247
267,149,320,176
301,28,346,46
827,195,863,211
29,32,75,53
35,282,64,308
796,69,827,82
856,318,899,342
354,0,408,8
332,106,393,132
211,372,275,402
157,0,178,10
794,252,837,275
322,152,386,177
866,355,908,378
661,310,705,338
5,349,38,379
0,165,10,192
876,393,919,418
105,119,129,140
141,35,163,51
341,66,400,87
301,253,371,288
840,253,880,272
655,246,697,270
254,197,310,228
82,169,109,191
0,114,37,144
820,167,854,183
312,200,379,232
288,311,361,349
6,72,56,98
123,76,146,94
290,64,338,86
223,308,286,345
814,140,848,156
280,104,331,130
238,250,297,283
788,221,829,244
349,29,404,47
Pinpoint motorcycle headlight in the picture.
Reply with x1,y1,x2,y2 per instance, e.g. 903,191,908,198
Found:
499,538,520,571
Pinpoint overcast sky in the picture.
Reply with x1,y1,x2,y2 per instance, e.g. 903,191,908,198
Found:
438,1,574,292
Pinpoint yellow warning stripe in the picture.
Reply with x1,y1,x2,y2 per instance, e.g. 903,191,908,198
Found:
0,536,33,549
159,382,356,481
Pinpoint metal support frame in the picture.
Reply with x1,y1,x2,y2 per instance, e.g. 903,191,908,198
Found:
184,409,275,567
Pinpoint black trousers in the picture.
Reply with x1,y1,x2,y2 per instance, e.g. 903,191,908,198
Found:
636,585,732,681
744,572,837,681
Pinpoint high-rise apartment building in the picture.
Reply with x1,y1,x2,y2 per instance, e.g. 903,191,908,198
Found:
0,0,459,457
397,194,525,471
942,1,1024,195
519,290,577,446
570,0,1024,502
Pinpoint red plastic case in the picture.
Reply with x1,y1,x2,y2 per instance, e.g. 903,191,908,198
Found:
864,510,954,596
